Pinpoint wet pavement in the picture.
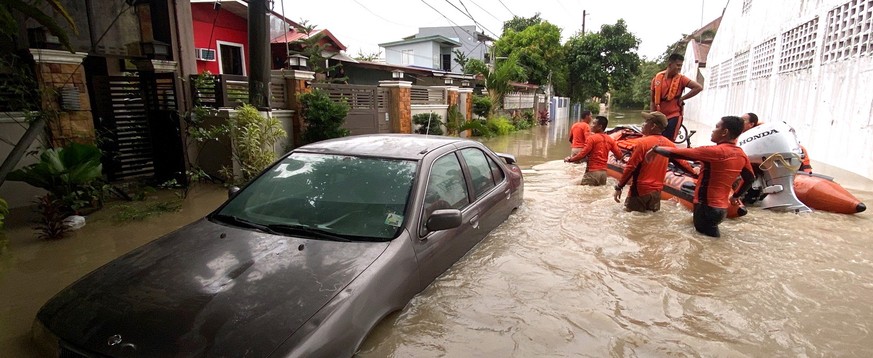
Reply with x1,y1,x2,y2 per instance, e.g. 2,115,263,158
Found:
2,113,872,357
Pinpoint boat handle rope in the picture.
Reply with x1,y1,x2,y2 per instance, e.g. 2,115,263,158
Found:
759,153,801,172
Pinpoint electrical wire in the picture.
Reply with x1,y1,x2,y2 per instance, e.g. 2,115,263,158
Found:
467,0,501,22
444,0,499,38
352,0,416,27
497,0,516,17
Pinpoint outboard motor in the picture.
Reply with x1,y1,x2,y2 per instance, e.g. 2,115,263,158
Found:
737,121,811,212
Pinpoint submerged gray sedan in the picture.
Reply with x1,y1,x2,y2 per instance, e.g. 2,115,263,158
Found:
33,134,524,357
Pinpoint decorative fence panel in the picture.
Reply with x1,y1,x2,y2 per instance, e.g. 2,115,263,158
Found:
411,85,446,105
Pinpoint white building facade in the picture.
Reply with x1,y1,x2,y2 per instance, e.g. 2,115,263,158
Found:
686,0,873,179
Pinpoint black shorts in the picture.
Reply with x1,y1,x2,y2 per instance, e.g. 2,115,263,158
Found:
661,116,682,142
693,203,726,238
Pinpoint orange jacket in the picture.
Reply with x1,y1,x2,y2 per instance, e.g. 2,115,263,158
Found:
617,135,695,196
567,132,623,171
569,121,590,148
659,142,755,209
651,71,690,119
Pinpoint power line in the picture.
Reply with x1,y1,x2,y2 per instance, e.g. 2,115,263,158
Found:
497,0,516,18
419,0,480,40
457,0,499,39
351,0,415,27
442,0,499,38
467,0,501,22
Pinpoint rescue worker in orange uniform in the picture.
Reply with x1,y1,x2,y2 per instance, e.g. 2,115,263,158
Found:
569,110,592,156
613,111,697,212
565,116,623,186
650,54,703,142
646,116,756,237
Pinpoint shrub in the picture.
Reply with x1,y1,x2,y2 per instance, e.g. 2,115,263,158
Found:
299,88,350,144
472,95,491,118
221,103,287,184
445,105,463,136
486,116,516,136
412,112,444,135
584,100,600,114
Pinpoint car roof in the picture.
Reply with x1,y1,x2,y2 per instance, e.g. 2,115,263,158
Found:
293,134,473,160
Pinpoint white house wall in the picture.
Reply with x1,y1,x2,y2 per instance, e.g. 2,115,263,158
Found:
688,0,873,179
681,42,704,126
383,42,436,68
417,26,490,72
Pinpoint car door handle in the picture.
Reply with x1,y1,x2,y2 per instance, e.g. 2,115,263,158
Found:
469,214,480,229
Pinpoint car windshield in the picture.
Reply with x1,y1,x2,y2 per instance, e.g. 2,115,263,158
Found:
214,153,417,241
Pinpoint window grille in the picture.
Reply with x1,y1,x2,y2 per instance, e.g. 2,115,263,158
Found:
718,59,732,87
751,37,777,79
709,63,720,88
779,17,819,73
822,0,873,63
733,50,750,84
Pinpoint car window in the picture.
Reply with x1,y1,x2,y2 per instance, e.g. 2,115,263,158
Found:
215,153,416,241
424,153,469,212
461,148,498,198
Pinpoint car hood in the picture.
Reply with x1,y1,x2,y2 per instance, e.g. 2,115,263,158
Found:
37,218,390,357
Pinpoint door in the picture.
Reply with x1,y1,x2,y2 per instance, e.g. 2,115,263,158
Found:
458,147,513,234
413,152,479,286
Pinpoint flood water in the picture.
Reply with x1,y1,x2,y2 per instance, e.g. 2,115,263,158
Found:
2,113,873,357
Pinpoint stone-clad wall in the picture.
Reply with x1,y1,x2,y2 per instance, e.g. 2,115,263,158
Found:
30,49,95,146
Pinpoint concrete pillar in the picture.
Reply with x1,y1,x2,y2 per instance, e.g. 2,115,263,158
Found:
283,70,315,147
29,49,93,147
379,80,412,134
457,88,473,137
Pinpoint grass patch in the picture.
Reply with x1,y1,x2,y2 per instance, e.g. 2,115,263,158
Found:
111,199,183,223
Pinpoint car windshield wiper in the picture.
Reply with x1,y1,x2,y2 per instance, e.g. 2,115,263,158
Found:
212,214,278,235
265,224,352,242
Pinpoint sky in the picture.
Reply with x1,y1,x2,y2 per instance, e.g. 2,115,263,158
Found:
276,0,729,60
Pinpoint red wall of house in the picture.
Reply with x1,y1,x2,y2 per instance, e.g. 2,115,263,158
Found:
191,4,249,75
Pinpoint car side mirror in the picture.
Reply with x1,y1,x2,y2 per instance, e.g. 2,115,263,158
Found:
227,186,241,199
425,209,462,232
496,152,517,165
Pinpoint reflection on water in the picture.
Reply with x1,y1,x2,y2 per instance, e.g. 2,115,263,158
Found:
359,114,873,356
2,115,872,356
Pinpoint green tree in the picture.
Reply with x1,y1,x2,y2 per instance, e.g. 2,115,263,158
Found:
564,19,641,103
1,0,78,52
611,58,660,109
502,13,543,34
464,58,487,76
453,49,469,73
484,56,526,116
294,21,345,83
354,49,382,62
493,21,564,86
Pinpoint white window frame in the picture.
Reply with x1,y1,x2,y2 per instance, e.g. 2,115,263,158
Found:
216,40,247,76
401,49,413,65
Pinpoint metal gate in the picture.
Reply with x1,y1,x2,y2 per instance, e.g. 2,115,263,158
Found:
91,72,184,182
311,83,387,135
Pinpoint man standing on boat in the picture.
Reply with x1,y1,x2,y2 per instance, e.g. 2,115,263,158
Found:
650,54,703,142
646,116,756,237
613,111,696,212
569,110,593,156
565,116,623,186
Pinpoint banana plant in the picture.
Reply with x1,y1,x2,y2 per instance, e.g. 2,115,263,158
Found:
8,142,103,205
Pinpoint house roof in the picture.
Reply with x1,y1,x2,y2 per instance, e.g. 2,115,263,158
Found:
270,28,347,51
691,40,712,65
378,35,462,48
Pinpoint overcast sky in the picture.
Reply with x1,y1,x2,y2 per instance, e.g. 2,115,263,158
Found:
276,0,729,60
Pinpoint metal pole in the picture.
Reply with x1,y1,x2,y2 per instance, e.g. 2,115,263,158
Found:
248,0,270,110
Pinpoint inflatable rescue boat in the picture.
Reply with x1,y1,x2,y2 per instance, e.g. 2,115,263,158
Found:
606,121,866,215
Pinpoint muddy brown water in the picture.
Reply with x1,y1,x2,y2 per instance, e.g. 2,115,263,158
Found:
2,115,872,357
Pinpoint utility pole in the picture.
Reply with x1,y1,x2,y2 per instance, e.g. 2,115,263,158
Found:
248,0,270,110
582,10,590,35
